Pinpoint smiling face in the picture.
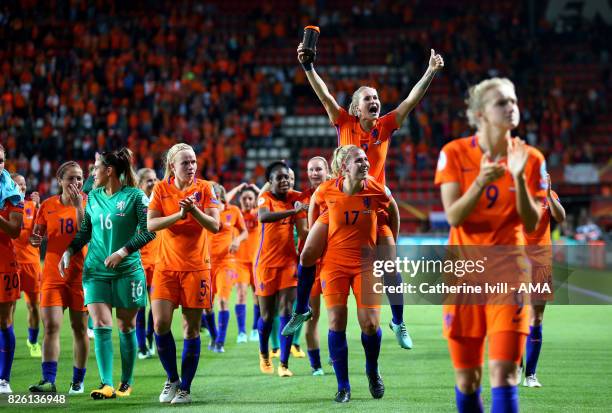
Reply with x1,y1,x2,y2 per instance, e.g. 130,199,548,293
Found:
239,189,256,211
343,148,369,180
93,159,109,188
13,175,26,195
356,87,380,121
139,170,158,197
479,84,520,131
270,166,290,195
60,166,84,193
307,158,327,188
171,149,197,183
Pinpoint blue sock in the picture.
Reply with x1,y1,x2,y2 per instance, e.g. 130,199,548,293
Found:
205,312,218,341
361,328,382,374
180,337,201,392
279,315,293,365
217,310,230,345
328,330,350,392
235,304,246,334
455,386,484,413
154,331,179,382
491,386,519,413
136,308,147,352
42,361,58,383
295,265,316,314
252,304,260,330
390,305,404,325
146,309,154,340
308,348,321,369
72,366,86,384
0,326,15,381
28,327,39,344
386,273,404,324
257,317,273,355
525,325,542,376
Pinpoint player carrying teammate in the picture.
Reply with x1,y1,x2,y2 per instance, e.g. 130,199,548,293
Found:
521,173,565,388
60,148,156,400
434,78,546,413
255,161,308,377
0,144,24,394
136,168,160,359
11,173,42,358
284,35,444,348
209,183,247,352
28,162,89,394
147,143,220,404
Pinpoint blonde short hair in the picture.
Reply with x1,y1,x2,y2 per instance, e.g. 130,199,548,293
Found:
466,77,516,128
163,143,195,180
348,86,376,117
330,144,360,178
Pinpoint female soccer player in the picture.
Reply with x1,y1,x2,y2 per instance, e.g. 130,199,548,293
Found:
136,168,160,359
255,161,308,377
28,162,89,394
0,144,24,394
209,183,247,352
229,184,261,342
522,173,565,388
60,148,156,400
310,145,397,402
286,38,444,348
435,77,546,412
147,143,220,404
11,173,42,358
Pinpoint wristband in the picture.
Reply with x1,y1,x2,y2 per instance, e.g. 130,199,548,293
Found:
114,247,129,258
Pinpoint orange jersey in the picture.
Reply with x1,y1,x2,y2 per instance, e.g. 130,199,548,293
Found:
254,190,304,268
13,200,40,264
36,196,86,284
434,136,547,246
139,193,160,268
0,201,23,273
297,186,316,252
235,208,259,264
525,190,559,246
210,204,245,263
149,177,219,272
316,177,390,265
335,107,399,185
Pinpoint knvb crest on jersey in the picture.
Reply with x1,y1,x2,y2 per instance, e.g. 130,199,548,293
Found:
116,200,126,217
194,191,202,202
371,128,382,145
363,197,371,210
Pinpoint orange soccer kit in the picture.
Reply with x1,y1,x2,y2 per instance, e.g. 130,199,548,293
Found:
139,224,160,287
434,135,547,368
234,208,259,286
254,190,304,296
210,204,245,300
315,177,390,309
0,201,23,303
148,177,219,309
36,196,87,311
334,107,398,237
13,200,41,303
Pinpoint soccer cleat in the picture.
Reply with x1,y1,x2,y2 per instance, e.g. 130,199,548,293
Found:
138,348,152,359
367,371,385,399
291,344,306,358
87,328,95,339
389,321,413,350
259,352,274,374
207,340,216,351
159,380,180,403
236,332,248,344
147,337,155,355
116,382,132,397
29,379,57,393
68,382,84,394
0,379,12,394
26,340,42,358
270,348,280,358
170,389,192,404
334,389,351,403
312,368,325,376
523,374,542,388
278,364,293,377
249,329,259,342
90,383,116,399
213,342,225,353
516,365,523,383
281,309,312,336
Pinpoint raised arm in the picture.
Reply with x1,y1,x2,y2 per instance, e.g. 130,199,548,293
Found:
226,183,247,203
395,49,444,127
298,43,342,124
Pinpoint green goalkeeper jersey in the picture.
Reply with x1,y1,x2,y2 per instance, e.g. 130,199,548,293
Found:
68,185,155,278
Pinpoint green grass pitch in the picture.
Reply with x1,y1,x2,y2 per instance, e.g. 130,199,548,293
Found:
4,289,612,412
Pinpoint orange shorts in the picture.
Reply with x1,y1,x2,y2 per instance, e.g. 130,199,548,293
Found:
310,265,322,297
41,282,86,312
151,269,212,309
443,304,529,339
448,331,527,369
254,265,297,296
144,265,155,287
319,262,380,309
235,261,253,285
0,268,20,303
19,262,41,301
212,262,238,300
